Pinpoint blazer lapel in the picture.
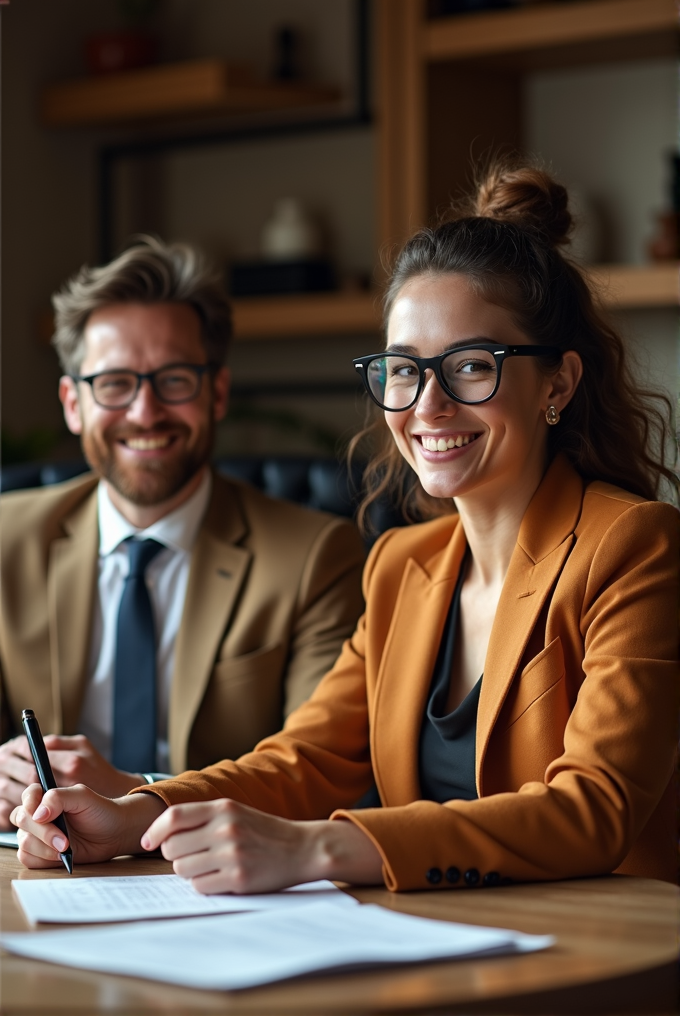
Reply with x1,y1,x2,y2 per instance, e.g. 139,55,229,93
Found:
168,478,251,774
47,486,99,733
476,456,584,793
372,519,467,806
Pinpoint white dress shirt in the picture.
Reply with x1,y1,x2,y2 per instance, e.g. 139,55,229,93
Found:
78,470,212,774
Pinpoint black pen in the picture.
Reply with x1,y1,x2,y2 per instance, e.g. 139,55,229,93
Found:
21,709,73,874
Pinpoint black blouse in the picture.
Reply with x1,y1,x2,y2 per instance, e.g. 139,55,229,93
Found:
418,558,481,803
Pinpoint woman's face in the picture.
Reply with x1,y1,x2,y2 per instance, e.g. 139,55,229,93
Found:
385,273,556,504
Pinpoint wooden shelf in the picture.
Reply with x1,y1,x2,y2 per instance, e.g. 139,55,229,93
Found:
424,0,678,66
36,267,675,348
589,262,679,309
232,291,382,341
231,266,677,341
41,59,340,127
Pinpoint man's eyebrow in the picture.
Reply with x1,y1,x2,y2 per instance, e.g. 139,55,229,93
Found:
385,337,498,354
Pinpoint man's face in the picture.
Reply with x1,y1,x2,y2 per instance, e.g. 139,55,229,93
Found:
59,302,229,507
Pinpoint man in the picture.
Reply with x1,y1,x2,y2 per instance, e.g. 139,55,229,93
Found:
0,237,365,829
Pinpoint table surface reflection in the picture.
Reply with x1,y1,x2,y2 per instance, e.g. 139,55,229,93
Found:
0,850,677,1015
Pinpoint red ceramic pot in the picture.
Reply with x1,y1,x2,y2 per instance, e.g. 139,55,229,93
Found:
84,32,157,75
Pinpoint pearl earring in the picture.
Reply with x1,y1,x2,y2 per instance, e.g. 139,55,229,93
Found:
545,405,560,426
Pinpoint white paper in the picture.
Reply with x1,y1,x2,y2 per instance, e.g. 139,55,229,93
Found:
0,831,18,849
1,900,554,990
11,875,358,925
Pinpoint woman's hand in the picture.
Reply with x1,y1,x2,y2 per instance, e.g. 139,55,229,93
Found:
142,799,384,894
11,783,165,867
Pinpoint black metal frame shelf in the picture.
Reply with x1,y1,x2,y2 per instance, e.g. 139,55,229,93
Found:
96,0,371,261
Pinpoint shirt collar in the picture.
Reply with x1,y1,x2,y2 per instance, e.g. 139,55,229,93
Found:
97,469,213,557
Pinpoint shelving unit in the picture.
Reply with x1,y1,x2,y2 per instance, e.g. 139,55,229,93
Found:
588,263,678,310
376,0,678,318
232,291,381,340
378,0,678,248
424,0,677,66
37,0,678,346
35,263,676,347
39,0,371,283
227,264,678,341
41,59,340,128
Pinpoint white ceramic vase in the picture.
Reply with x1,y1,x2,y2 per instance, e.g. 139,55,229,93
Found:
260,198,321,261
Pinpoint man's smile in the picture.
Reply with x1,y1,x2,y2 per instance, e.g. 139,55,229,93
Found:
121,434,175,452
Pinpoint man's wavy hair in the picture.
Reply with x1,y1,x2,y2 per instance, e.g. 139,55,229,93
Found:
351,161,678,531
51,236,232,374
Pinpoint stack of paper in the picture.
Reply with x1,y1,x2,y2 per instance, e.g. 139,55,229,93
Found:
11,874,356,924
2,898,553,990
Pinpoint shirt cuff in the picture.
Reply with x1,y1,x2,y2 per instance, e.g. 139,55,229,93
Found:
140,772,173,784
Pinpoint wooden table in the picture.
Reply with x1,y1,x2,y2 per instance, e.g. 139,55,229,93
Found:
0,850,677,1015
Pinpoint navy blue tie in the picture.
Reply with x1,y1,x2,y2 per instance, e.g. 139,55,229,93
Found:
112,538,164,774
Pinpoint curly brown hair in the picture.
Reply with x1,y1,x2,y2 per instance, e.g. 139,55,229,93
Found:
352,162,678,530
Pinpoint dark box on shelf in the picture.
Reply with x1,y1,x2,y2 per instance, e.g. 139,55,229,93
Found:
230,259,336,297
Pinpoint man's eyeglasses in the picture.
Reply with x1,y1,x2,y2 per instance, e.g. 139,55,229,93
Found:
353,344,562,412
70,363,217,410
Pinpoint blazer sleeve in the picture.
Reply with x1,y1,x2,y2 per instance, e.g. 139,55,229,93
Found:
281,516,366,717
334,501,680,889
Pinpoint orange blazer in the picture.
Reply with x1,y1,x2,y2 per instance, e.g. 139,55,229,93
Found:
143,456,680,889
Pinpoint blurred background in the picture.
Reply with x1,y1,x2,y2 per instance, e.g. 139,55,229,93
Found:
2,0,678,469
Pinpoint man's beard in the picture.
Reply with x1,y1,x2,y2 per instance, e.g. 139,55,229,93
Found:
81,419,214,507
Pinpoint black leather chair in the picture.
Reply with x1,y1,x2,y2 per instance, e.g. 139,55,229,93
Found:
0,460,90,493
0,457,406,543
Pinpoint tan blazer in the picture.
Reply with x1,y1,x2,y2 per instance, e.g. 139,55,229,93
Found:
143,456,679,887
0,471,365,773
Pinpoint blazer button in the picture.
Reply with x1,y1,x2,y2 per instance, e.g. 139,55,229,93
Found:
482,871,501,887
464,868,480,887
445,866,460,884
426,867,442,884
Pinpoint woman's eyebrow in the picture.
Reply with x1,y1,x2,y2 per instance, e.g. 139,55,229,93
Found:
385,337,498,354
385,343,419,354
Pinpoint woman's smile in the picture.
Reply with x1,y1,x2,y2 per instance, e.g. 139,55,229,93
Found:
416,431,482,457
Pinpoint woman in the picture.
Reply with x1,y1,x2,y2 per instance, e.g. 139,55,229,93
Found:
14,164,679,892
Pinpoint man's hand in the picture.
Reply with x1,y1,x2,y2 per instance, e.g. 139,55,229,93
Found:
0,733,145,829
141,799,384,895
0,736,38,830
43,734,146,798
11,783,166,867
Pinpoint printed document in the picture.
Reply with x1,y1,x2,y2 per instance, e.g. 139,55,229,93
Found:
12,875,357,924
1,900,554,990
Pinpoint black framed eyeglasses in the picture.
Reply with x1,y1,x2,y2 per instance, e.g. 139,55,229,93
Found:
353,344,562,411
70,363,217,410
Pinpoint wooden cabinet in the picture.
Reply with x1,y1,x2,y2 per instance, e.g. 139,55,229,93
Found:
375,0,678,310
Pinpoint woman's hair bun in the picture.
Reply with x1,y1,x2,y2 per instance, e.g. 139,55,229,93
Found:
470,162,572,247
